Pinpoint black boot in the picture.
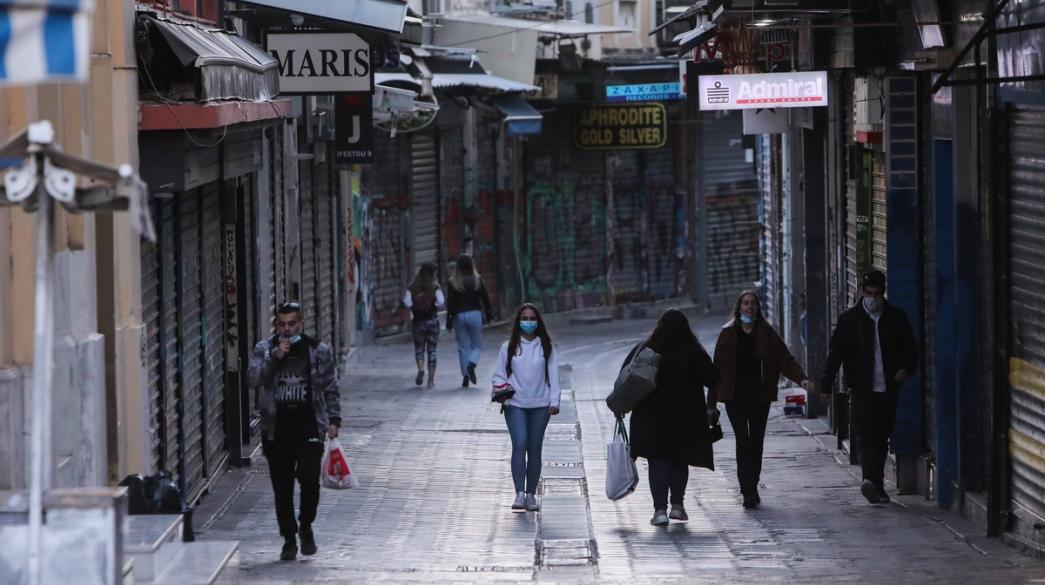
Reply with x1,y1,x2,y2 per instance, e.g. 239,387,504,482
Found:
280,536,297,561
462,375,470,388
300,526,317,556
467,362,478,384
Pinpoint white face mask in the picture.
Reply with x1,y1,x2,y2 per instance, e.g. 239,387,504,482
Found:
740,314,756,324
863,297,883,313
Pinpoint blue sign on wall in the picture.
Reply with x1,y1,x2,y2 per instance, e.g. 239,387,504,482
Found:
606,82,682,103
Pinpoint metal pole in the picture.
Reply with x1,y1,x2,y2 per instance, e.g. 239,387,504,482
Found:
27,158,54,585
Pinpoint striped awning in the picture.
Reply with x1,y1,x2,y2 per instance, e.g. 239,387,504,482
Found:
0,0,91,85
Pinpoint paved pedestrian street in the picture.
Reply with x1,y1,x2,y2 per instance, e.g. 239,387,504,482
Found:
197,316,1045,584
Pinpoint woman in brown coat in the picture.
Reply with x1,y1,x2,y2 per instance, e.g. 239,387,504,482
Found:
707,290,812,509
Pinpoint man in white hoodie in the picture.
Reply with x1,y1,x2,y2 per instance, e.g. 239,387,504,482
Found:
491,304,561,512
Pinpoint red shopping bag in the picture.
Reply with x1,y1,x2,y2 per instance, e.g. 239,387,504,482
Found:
322,437,360,489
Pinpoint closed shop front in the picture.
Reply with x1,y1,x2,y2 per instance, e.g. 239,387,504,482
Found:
1007,103,1045,547
522,104,684,311
758,134,784,325
412,130,440,271
702,111,760,299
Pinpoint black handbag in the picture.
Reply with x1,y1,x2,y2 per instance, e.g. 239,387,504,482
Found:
708,422,724,443
491,387,515,403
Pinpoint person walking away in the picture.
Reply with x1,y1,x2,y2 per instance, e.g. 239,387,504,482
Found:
622,309,720,526
403,262,444,388
247,302,341,561
707,290,812,509
820,270,917,504
491,304,561,512
446,254,495,387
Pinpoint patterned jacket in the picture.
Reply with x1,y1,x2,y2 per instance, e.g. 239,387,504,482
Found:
247,334,341,441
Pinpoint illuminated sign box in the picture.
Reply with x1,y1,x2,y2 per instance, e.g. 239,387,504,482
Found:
606,83,682,103
576,103,667,150
698,71,828,111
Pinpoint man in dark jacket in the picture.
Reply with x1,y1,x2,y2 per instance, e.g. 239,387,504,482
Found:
247,302,341,560
820,271,917,504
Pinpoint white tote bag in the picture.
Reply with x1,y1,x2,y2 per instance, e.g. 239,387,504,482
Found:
605,416,639,501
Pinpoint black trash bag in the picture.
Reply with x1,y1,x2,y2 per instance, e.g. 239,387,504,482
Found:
119,471,195,541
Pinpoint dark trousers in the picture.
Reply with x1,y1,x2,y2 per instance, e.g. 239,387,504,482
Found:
725,399,772,496
852,391,898,488
648,459,689,511
263,436,323,539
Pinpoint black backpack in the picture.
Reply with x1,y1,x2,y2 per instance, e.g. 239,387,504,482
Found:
412,289,437,320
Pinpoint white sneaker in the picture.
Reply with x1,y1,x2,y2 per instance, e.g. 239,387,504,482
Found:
650,509,669,526
511,492,526,512
525,493,540,512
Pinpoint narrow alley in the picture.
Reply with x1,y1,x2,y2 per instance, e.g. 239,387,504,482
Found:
196,315,1045,584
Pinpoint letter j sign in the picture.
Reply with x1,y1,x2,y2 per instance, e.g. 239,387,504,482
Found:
265,32,373,94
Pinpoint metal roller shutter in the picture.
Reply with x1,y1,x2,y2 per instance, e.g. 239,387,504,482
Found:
299,160,317,326
177,191,205,497
158,200,180,478
759,135,783,324
703,111,759,295
645,147,680,300
871,151,888,274
412,132,440,270
609,151,644,302
200,185,227,478
141,204,163,473
315,154,336,348
1008,104,1045,542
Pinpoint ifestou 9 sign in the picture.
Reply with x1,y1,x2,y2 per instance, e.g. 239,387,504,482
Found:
575,103,667,150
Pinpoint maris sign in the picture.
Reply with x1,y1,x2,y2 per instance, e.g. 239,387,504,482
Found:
265,32,373,94
698,71,828,111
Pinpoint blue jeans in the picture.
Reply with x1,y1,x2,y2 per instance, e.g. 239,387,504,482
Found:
454,310,484,376
504,405,551,494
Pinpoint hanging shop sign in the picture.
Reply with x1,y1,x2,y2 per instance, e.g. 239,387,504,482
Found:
265,32,373,94
334,93,374,164
223,222,240,371
606,82,683,103
576,103,667,150
697,71,828,111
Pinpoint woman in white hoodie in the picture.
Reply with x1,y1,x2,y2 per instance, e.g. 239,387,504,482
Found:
491,303,561,512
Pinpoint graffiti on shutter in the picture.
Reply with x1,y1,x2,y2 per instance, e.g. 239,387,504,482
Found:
1008,104,1045,546
177,191,205,498
759,135,782,324
440,124,465,271
645,147,683,300
412,131,440,270
201,185,227,478
523,109,608,312
704,111,759,294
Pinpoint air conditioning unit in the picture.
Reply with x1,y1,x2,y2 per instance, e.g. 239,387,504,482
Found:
424,0,444,16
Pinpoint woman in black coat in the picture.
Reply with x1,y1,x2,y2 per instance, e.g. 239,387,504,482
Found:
623,309,720,526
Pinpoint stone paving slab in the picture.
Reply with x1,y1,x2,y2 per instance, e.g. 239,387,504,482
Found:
193,318,1045,585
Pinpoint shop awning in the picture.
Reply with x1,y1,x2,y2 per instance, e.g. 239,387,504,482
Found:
444,14,632,38
649,2,707,37
491,95,542,136
238,0,408,35
0,0,91,85
376,72,539,94
145,14,279,102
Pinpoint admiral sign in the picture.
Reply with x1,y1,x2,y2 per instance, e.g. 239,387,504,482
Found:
266,32,373,94
698,71,828,111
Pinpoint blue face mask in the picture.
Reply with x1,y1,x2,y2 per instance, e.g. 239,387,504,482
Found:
289,334,302,344
519,321,539,335
740,314,756,325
